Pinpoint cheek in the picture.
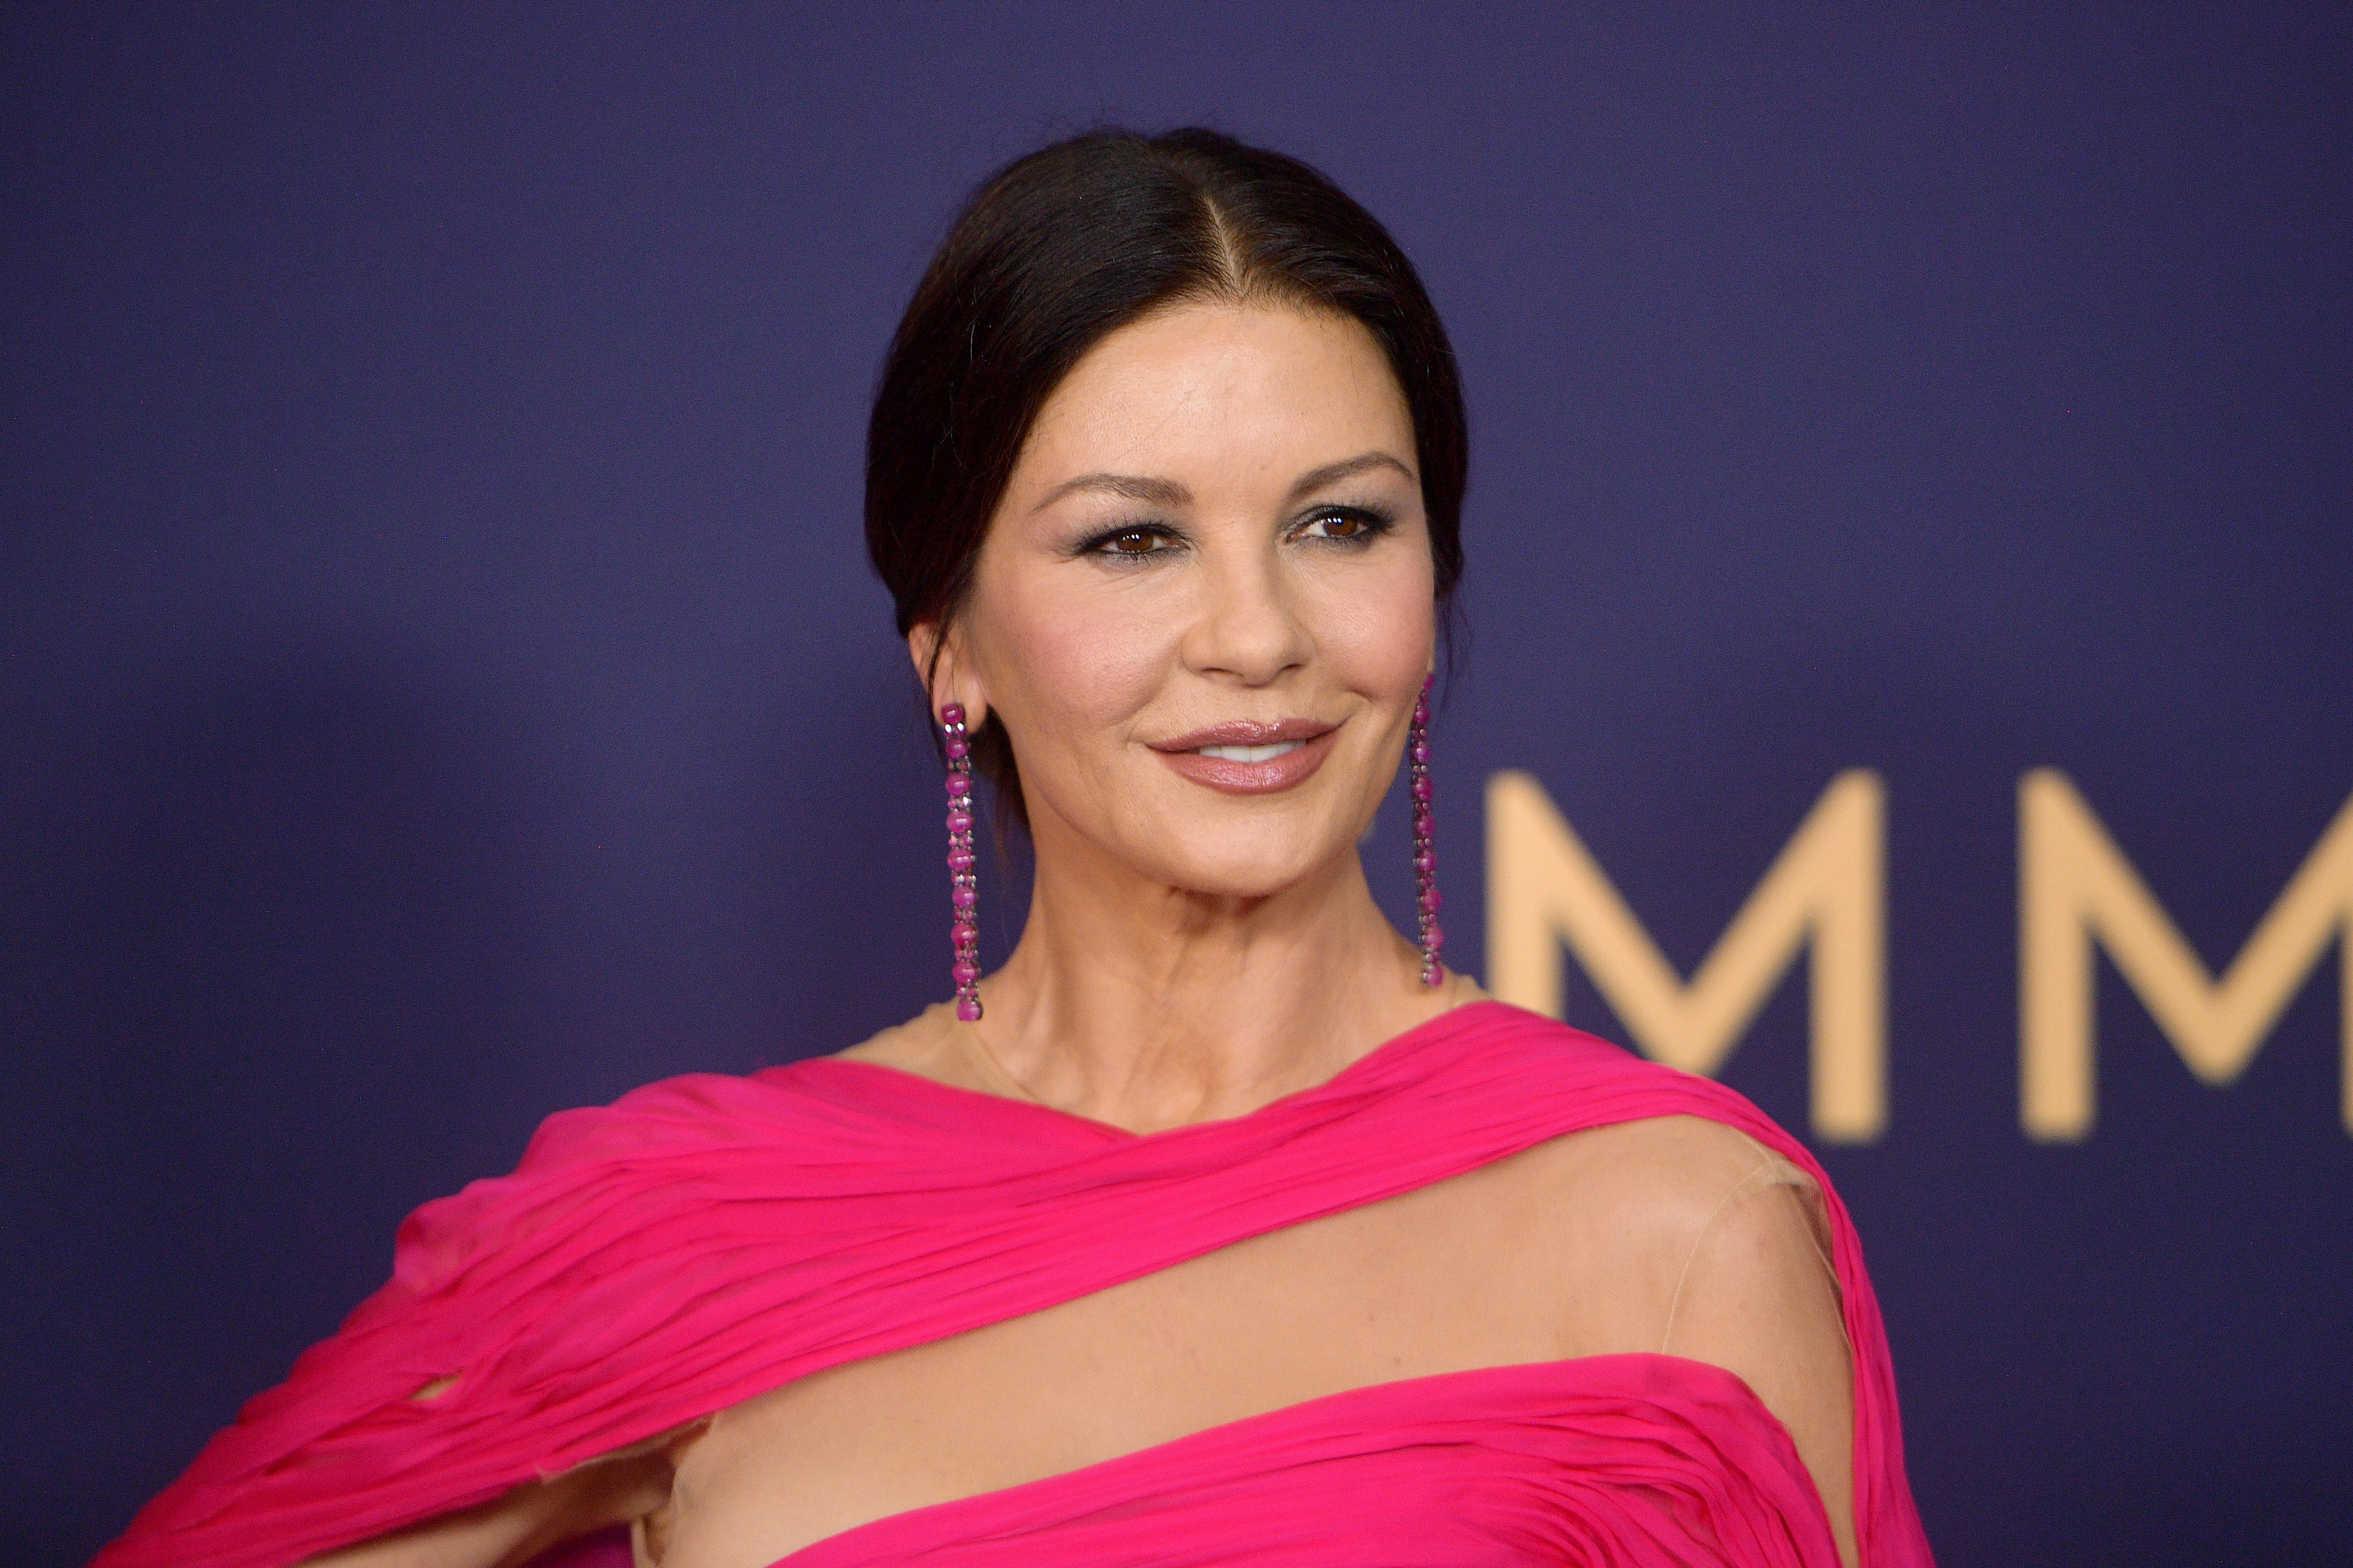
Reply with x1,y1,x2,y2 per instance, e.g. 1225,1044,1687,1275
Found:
1312,557,1438,695
984,580,1176,740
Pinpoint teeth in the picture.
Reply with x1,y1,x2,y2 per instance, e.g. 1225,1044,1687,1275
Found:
1198,741,1304,763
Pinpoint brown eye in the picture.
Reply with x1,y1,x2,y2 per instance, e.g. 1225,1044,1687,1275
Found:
1297,509,1379,543
1102,528,1168,556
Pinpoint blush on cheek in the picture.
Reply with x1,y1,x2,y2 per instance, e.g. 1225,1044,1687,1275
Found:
985,584,1179,757
1326,582,1438,703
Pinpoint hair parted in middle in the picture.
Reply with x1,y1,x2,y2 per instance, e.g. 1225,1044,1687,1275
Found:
865,126,1469,828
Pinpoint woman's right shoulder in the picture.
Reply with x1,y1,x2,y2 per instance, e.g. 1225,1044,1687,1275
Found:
831,999,958,1072
827,999,999,1095
383,1029,967,1301
504,1004,963,1178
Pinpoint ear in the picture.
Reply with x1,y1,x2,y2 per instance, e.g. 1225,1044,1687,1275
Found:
908,619,988,730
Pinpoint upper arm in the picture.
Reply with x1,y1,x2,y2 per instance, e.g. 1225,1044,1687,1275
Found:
296,1438,678,1568
1543,1116,1856,1567
295,1481,557,1568
1653,1141,1858,1568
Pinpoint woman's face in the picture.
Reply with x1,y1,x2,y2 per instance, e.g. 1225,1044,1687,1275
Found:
931,301,1435,900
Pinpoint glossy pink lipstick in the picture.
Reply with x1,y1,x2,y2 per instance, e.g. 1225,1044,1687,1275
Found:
1148,717,1339,795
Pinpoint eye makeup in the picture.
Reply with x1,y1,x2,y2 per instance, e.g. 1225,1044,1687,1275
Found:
1067,499,1401,564
1285,502,1398,547
1068,520,1188,561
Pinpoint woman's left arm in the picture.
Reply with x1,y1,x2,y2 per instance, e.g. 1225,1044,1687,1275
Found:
1658,1154,1860,1568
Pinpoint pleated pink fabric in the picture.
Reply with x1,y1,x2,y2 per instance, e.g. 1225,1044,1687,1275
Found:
94,1001,1933,1568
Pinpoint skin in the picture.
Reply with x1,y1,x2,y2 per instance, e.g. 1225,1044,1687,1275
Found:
305,301,1859,1568
905,298,1461,1131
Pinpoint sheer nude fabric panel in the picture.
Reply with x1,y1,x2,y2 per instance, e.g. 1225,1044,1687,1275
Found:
636,1115,1857,1568
1657,1130,1856,1568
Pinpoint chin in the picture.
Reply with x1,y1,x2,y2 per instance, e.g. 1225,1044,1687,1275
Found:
1135,833,1343,903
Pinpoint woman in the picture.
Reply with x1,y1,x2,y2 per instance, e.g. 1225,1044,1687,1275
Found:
97,128,1931,1568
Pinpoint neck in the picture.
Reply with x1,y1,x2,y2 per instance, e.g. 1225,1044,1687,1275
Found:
974,835,1462,1134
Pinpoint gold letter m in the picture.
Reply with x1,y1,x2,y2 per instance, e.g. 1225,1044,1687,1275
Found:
2019,770,2353,1140
1486,770,1886,1142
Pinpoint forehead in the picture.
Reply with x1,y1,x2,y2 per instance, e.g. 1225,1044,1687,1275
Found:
1015,303,1414,488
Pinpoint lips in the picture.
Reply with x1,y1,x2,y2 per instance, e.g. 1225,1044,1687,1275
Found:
1148,718,1339,796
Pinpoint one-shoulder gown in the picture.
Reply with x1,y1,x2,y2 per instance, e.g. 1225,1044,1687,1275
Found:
95,1001,1934,1567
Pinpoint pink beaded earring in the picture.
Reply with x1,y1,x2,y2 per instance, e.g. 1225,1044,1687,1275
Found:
940,702,982,1021
1410,675,1444,986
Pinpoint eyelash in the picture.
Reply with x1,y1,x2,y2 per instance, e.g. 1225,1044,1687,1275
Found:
1076,506,1398,562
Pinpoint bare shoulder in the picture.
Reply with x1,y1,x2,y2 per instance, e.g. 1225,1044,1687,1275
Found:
1526,1113,1826,1273
1486,1111,1846,1408
832,1001,995,1092
1518,1112,1856,1565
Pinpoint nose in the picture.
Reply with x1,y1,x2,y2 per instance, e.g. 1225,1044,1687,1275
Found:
1180,540,1313,685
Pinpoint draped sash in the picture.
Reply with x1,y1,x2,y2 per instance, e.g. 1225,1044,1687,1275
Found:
94,1001,1933,1567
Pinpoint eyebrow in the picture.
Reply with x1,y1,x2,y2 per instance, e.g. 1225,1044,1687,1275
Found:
1030,472,1193,513
1029,450,1415,516
1282,450,1415,503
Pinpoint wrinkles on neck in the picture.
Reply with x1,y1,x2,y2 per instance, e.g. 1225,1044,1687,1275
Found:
966,842,1471,1135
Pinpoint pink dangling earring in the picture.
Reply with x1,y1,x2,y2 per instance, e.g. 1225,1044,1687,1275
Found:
1410,675,1444,986
941,703,982,1021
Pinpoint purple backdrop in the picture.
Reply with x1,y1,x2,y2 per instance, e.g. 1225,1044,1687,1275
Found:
7,6,2349,1564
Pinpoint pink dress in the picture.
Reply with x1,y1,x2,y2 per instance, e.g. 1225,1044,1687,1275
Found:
94,1001,1934,1567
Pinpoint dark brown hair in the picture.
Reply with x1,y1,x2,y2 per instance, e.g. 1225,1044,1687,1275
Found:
865,127,1468,825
